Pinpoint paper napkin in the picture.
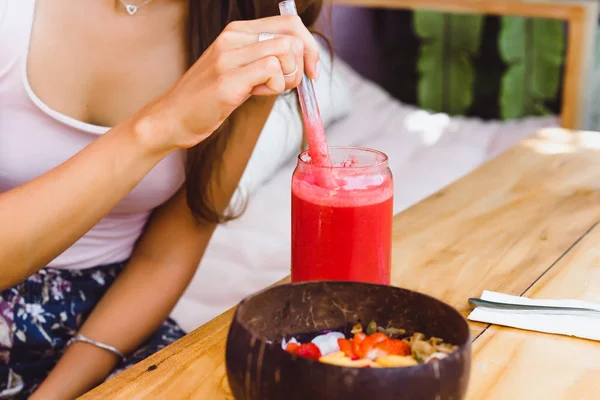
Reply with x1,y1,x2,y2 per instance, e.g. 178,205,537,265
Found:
467,290,600,341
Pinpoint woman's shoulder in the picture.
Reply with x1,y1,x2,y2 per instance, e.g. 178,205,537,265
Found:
0,0,35,74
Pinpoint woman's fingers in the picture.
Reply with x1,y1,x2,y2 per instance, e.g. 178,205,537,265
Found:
225,15,320,79
221,35,303,89
156,15,321,149
291,37,304,84
225,55,286,98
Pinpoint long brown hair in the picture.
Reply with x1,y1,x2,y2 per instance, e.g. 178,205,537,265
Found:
185,0,324,223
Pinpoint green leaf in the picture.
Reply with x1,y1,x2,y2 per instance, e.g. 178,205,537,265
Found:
417,43,475,115
499,17,565,119
413,10,445,38
532,19,564,99
500,65,526,119
413,11,484,55
413,11,484,115
498,17,526,63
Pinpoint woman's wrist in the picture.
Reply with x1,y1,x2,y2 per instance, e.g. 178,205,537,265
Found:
31,341,120,399
130,96,188,158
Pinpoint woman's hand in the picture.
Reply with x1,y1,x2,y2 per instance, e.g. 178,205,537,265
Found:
137,15,320,153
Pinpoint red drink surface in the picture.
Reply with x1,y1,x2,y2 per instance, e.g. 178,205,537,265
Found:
291,170,393,285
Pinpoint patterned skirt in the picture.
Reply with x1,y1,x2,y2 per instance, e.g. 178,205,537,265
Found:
0,262,186,398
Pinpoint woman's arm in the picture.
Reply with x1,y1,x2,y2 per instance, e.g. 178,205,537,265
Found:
0,16,319,289
30,97,278,399
0,116,169,288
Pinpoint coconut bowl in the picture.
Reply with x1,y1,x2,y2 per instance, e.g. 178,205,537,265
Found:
225,281,471,400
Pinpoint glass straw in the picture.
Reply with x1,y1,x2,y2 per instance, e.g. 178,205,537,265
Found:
278,0,332,173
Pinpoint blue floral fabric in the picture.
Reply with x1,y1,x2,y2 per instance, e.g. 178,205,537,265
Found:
0,262,186,398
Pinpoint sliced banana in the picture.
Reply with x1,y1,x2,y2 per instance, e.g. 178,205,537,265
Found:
375,355,418,368
319,355,381,368
321,351,346,358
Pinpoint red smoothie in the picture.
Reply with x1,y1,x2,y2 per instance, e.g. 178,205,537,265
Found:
291,149,393,285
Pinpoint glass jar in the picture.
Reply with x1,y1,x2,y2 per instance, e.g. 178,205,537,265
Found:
291,147,393,285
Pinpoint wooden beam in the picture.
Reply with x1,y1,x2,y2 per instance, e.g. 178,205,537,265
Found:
333,0,582,19
561,12,586,129
571,1,599,130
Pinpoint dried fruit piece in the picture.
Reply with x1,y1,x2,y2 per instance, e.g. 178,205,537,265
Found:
412,339,435,356
377,327,407,338
365,320,378,335
285,342,300,354
435,342,459,354
351,323,363,334
296,343,322,360
425,352,449,363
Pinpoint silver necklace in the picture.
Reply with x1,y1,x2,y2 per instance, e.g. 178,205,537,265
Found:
119,0,154,16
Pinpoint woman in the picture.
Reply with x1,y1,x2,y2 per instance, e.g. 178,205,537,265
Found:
0,0,322,398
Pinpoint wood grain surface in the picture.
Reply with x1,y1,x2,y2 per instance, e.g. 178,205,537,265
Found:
389,129,600,323
467,224,600,400
80,129,600,399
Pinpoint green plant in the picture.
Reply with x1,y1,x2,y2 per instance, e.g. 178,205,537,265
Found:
411,11,566,120
498,17,565,119
413,11,484,115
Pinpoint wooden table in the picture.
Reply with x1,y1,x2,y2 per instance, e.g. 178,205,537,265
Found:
81,128,600,399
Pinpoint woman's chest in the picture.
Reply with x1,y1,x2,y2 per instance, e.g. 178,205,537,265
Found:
27,0,188,128
0,0,188,213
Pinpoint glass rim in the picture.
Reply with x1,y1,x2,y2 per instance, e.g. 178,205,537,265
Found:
297,146,389,170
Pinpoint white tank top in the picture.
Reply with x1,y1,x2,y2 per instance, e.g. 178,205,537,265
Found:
0,0,186,269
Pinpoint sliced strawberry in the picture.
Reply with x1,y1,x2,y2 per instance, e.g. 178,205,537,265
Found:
352,333,366,357
358,333,388,359
296,343,322,360
375,339,411,357
337,338,356,358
